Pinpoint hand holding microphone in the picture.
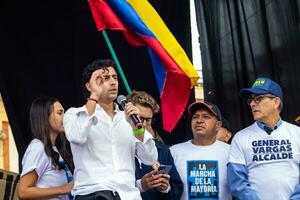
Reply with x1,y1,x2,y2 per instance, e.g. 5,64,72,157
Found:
117,95,143,129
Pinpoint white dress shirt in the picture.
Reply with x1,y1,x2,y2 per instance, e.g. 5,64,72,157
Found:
63,104,157,199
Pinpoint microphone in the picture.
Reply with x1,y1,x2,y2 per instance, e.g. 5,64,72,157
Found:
117,95,143,129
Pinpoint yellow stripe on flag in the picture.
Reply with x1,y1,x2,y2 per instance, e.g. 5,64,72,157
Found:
127,0,200,87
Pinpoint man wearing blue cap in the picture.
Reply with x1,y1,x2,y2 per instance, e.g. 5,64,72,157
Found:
228,77,300,200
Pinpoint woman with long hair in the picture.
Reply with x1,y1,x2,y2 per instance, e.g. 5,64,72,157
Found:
18,97,74,200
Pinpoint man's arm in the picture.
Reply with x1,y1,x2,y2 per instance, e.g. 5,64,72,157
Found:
290,181,300,199
135,131,158,165
18,171,73,199
123,102,158,164
227,162,260,200
64,69,104,144
63,107,96,144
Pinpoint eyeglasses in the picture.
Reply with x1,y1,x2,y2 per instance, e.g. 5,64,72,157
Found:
140,117,152,124
247,94,276,105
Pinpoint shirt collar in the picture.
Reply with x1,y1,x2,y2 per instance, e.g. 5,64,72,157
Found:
95,102,120,112
256,118,282,133
78,102,120,112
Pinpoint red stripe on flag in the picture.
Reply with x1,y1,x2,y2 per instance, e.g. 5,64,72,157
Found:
88,0,191,131
138,35,191,131
88,0,145,46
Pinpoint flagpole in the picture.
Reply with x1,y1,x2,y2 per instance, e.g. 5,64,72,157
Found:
102,30,132,94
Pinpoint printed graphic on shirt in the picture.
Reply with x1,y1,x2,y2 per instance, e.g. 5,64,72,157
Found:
252,139,293,162
187,160,219,200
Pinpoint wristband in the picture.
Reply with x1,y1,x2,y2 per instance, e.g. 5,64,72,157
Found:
132,127,145,136
87,97,98,103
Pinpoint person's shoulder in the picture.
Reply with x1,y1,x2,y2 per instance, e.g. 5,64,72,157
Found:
281,120,300,134
234,122,258,138
23,139,47,162
214,141,231,154
28,139,44,150
170,140,191,151
215,140,230,148
155,140,168,149
154,141,173,160
65,106,86,115
282,120,300,129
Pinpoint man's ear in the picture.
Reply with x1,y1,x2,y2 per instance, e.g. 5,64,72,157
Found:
274,97,281,110
85,82,92,92
225,131,232,142
215,120,222,132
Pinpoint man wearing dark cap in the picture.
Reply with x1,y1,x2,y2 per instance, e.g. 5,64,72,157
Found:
170,101,232,200
228,77,300,200
216,118,232,143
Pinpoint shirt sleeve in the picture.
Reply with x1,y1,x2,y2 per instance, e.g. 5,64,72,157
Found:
63,107,97,144
165,148,183,200
135,179,145,192
135,131,158,166
290,181,300,200
228,133,246,165
227,162,260,200
21,140,49,178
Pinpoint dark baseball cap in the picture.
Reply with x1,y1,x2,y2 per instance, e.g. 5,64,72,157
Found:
188,101,222,120
240,77,283,100
221,117,231,132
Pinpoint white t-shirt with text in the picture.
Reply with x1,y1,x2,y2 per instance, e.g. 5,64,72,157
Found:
170,140,231,200
229,121,300,200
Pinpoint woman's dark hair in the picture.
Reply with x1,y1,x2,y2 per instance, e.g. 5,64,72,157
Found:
29,97,74,172
82,59,116,98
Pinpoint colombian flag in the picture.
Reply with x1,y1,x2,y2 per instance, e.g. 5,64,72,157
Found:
88,0,199,132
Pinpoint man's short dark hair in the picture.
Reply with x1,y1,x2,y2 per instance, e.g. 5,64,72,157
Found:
82,59,116,98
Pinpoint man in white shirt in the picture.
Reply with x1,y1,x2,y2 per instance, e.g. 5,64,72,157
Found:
228,77,300,200
170,101,231,200
63,59,158,200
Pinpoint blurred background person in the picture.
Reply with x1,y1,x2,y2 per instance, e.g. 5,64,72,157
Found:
216,117,232,143
18,97,74,200
127,90,183,200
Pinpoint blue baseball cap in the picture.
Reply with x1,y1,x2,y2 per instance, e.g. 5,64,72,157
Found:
240,77,283,100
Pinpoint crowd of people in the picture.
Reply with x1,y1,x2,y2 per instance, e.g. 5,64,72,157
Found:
18,59,300,200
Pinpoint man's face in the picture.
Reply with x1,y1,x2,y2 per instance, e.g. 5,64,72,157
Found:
98,67,119,102
248,93,280,123
191,109,221,141
135,104,153,134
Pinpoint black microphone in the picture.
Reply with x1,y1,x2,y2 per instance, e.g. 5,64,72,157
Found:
117,95,143,129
